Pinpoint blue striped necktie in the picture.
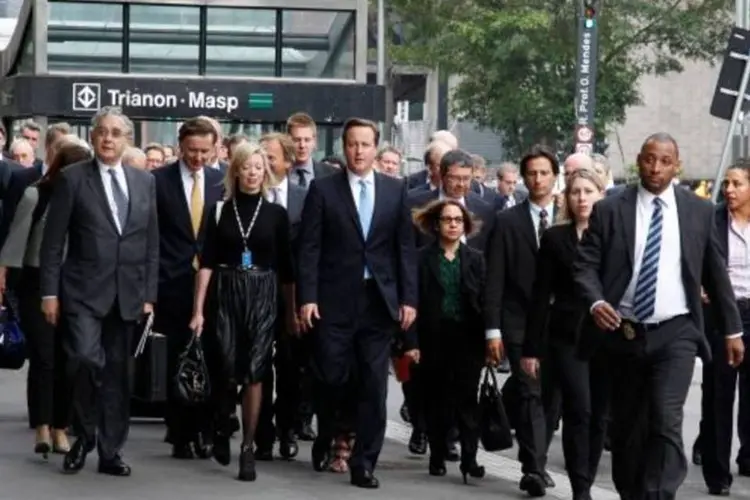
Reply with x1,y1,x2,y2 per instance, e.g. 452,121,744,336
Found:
633,198,663,321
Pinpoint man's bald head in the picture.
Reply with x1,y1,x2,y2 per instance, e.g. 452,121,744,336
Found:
430,130,458,149
563,152,594,177
641,132,679,158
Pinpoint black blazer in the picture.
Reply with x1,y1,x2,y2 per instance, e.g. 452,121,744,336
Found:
523,223,586,358
573,185,742,360
152,162,224,296
297,169,418,325
484,200,555,344
406,189,496,253
414,242,485,353
39,159,159,321
406,169,428,190
704,203,735,341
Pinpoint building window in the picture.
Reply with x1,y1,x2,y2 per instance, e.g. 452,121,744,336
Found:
47,1,123,73
128,4,200,75
205,8,276,77
281,10,355,79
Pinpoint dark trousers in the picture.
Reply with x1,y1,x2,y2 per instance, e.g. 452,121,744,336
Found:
421,319,482,464
700,308,750,488
312,281,393,474
402,364,426,433
505,341,547,475
18,267,69,429
608,316,696,500
157,288,210,445
64,306,134,461
548,340,610,494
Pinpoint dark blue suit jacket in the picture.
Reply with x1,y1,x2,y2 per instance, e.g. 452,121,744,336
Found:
152,162,224,298
297,169,418,325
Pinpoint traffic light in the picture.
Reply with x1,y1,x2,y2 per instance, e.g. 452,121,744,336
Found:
583,1,597,28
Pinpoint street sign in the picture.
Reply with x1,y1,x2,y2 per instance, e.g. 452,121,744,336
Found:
575,143,593,155
710,27,750,120
72,83,101,111
573,1,600,153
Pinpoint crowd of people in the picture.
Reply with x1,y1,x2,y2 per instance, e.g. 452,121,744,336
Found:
0,109,746,500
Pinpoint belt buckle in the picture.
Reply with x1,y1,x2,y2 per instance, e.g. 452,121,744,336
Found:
622,321,636,340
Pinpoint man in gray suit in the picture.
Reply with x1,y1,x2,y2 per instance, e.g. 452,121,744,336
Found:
255,132,313,458
39,106,159,476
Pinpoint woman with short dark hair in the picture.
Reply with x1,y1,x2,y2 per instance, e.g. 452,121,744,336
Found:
411,199,486,483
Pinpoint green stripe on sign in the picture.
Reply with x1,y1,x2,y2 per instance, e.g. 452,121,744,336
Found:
247,93,273,109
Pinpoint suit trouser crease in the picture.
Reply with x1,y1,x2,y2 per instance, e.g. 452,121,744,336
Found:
65,307,133,461
312,282,392,474
609,318,696,500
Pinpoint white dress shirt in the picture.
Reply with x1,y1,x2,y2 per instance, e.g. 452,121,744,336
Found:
485,198,555,340
266,176,288,210
348,168,376,212
179,162,204,215
618,185,689,322
98,160,129,234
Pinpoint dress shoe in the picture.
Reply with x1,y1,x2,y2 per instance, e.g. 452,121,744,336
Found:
98,457,132,477
428,457,446,476
408,429,427,455
238,445,256,482
63,438,94,474
171,443,194,459
192,434,212,460
297,421,316,441
519,473,546,497
255,447,273,461
311,438,331,472
542,470,556,488
213,433,231,466
399,402,411,424
279,431,299,460
350,470,380,489
708,484,731,496
459,462,485,484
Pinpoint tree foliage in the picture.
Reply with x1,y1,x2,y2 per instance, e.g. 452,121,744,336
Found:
386,0,732,158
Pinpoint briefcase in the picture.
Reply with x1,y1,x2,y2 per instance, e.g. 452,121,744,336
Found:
130,313,168,403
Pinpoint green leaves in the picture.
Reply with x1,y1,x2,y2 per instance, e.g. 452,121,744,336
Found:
386,0,732,158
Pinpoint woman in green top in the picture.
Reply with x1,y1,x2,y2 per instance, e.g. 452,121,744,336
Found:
411,199,487,483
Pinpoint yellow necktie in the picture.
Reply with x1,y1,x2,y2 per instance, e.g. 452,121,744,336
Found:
190,172,203,269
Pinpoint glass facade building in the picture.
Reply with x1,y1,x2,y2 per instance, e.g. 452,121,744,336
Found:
0,0,382,151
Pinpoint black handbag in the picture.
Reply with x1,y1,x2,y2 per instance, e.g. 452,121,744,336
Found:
174,334,211,406
0,302,25,370
479,365,514,452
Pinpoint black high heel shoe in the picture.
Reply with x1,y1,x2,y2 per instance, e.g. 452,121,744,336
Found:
34,441,51,459
237,444,256,482
459,462,486,484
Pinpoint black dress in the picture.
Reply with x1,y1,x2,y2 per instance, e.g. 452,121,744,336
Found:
200,191,294,385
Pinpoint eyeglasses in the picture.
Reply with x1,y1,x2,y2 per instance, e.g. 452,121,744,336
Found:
439,216,464,224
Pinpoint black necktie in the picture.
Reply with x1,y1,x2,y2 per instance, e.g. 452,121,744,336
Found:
297,169,308,188
538,209,549,243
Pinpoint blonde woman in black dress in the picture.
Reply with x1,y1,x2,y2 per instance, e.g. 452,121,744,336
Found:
189,142,295,481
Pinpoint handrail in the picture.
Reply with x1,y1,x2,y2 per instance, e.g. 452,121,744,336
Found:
0,0,32,77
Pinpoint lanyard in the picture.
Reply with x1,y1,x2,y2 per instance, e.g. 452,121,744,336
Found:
231,197,262,251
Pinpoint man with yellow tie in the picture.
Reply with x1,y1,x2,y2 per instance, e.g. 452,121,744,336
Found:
152,117,225,460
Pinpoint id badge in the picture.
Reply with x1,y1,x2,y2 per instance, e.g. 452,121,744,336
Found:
241,250,252,269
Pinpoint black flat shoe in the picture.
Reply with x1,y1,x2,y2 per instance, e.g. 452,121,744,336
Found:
519,473,546,497
213,433,231,466
350,470,379,489
708,484,730,496
279,431,298,460
311,437,331,472
98,457,132,477
428,458,447,477
408,430,427,455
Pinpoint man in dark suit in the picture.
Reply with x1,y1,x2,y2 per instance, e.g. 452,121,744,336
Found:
39,107,159,476
572,133,744,500
406,141,451,192
151,117,224,460
470,153,505,210
496,162,526,210
408,149,495,252
254,132,311,460
298,117,418,488
286,112,337,188
485,144,560,497
0,122,72,249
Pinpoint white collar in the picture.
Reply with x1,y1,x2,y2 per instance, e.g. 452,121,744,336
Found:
274,176,289,192
179,161,202,179
637,183,675,210
97,159,122,172
438,189,465,205
347,168,375,185
529,199,555,216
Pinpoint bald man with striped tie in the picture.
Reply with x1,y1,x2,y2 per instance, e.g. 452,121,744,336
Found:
573,133,744,500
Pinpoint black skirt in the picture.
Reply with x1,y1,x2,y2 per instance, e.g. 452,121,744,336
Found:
205,266,277,384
